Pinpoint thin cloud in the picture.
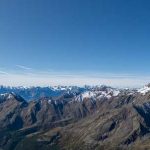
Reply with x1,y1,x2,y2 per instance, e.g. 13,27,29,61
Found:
0,71,9,75
16,65,32,70
0,71,149,88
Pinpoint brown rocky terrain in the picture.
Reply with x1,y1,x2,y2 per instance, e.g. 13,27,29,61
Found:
1,86,150,150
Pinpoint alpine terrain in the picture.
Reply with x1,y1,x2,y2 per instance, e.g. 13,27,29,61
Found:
1,84,150,150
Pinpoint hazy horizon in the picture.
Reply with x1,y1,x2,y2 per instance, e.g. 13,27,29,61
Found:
0,67,150,88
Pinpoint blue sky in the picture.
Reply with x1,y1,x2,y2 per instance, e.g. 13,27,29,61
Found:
0,0,150,87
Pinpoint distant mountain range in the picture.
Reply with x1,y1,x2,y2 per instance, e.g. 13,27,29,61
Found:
1,84,150,150
0,85,86,101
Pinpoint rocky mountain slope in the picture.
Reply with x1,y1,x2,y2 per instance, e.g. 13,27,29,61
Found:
1,85,150,150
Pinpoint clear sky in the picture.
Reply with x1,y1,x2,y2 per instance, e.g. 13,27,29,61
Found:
0,0,150,87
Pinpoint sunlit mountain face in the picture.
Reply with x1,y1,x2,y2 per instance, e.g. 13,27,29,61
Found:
1,84,150,150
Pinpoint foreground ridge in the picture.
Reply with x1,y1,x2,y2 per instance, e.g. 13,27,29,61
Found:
0,84,150,150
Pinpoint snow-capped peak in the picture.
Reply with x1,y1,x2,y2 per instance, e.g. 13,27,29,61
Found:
138,85,150,95
82,91,96,99
75,87,120,102
0,93,16,101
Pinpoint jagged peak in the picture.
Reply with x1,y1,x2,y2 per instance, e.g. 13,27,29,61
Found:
0,92,25,103
138,84,150,95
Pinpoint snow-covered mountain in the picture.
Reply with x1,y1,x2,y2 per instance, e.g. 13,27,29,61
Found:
0,85,86,101
137,84,150,95
75,86,120,102
0,84,149,102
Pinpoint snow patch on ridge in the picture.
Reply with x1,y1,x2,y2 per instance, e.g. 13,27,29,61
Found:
138,86,150,95
75,87,120,102
82,91,95,99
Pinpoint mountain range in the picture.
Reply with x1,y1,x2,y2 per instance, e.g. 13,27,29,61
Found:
0,85,86,101
1,84,150,150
